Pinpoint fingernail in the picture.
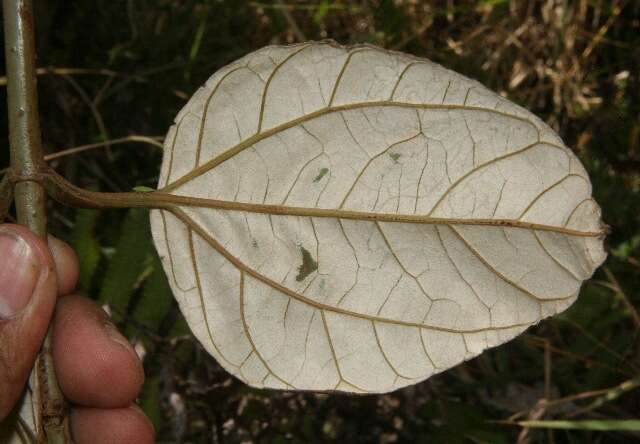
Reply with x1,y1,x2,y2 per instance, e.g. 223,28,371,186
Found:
103,321,140,359
0,231,44,319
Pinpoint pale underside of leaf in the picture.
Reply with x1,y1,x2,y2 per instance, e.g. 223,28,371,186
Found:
150,41,607,393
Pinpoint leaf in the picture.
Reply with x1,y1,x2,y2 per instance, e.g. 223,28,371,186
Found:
99,209,152,316
72,209,101,292
150,41,607,393
139,376,163,432
131,252,174,331
133,185,156,193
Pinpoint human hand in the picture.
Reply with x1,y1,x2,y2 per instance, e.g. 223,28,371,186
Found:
0,224,155,443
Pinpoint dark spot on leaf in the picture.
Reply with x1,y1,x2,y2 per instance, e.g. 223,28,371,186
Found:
389,153,401,162
314,167,329,182
295,246,317,282
252,239,258,248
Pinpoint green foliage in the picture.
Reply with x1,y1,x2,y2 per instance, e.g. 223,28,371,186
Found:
133,185,156,193
132,253,173,332
98,208,152,317
421,400,511,443
71,209,101,291
139,376,163,432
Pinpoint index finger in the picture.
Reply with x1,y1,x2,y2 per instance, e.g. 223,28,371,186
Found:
48,235,79,296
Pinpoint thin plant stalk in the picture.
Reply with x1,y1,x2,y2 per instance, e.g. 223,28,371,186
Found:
2,0,71,442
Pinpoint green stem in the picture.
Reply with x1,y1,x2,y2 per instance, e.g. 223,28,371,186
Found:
2,0,70,442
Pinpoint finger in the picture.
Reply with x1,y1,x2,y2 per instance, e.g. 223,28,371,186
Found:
52,295,144,407
71,405,155,444
0,224,58,421
48,235,79,296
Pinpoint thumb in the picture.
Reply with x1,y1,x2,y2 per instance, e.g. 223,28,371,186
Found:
0,224,58,421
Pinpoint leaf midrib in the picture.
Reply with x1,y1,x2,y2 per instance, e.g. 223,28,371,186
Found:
168,207,575,335
149,193,603,237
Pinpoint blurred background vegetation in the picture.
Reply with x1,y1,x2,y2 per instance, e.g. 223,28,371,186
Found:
1,0,639,442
